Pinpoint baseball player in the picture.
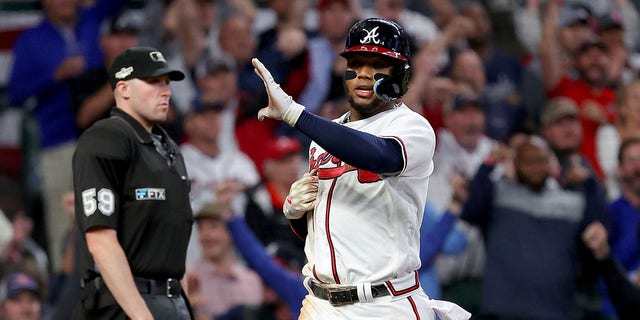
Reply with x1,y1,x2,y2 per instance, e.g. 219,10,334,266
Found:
253,18,471,319
72,47,193,319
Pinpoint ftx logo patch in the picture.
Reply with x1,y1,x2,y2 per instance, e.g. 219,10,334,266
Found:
135,188,166,200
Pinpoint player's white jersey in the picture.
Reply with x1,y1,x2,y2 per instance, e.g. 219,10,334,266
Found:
302,103,435,285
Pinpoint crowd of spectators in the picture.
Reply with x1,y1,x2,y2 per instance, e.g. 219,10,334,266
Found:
3,0,640,319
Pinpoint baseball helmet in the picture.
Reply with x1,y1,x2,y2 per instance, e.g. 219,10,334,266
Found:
341,18,411,102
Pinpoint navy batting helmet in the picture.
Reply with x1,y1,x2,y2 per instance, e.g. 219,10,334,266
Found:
341,18,411,101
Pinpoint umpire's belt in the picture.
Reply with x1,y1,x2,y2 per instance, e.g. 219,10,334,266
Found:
133,277,181,298
82,276,181,298
309,279,390,306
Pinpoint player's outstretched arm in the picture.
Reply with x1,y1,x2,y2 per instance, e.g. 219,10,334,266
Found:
283,170,318,219
252,58,406,175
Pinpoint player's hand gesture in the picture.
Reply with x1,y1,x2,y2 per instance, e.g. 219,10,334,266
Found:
252,58,305,126
283,170,318,219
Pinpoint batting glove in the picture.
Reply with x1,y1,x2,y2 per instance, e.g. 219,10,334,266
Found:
283,170,318,219
252,58,305,126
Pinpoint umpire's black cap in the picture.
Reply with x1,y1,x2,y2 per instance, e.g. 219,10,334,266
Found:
109,46,185,89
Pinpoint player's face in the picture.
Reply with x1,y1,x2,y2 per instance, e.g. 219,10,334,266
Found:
344,54,394,118
125,75,172,130
0,292,41,320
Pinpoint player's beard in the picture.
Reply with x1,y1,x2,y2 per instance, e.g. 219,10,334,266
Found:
348,95,392,119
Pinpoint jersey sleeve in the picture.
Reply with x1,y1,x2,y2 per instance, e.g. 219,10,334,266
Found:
295,111,406,174
380,110,436,177
73,123,131,232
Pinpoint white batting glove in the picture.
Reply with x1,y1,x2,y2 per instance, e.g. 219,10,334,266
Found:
252,58,305,126
283,170,318,219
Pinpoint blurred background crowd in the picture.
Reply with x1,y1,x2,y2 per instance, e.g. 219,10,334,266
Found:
2,0,640,319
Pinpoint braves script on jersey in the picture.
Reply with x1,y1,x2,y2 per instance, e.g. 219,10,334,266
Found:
302,103,435,286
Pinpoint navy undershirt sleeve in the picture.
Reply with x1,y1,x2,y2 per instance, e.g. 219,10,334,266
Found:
294,110,404,174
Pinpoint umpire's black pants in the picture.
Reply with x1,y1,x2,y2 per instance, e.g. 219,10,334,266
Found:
74,279,192,320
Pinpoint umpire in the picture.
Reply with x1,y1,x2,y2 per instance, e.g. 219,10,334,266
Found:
72,46,193,319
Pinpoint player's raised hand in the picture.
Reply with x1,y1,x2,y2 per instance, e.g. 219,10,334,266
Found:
283,169,318,219
252,58,305,126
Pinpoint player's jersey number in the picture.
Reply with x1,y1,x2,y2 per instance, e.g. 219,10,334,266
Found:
82,188,115,217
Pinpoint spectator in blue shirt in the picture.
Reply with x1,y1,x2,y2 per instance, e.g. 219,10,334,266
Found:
609,137,640,276
599,137,640,316
7,0,127,275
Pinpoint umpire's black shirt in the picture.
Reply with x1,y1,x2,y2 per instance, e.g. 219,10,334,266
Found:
73,107,193,282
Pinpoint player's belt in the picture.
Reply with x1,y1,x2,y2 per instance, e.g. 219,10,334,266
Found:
309,280,390,306
133,277,182,298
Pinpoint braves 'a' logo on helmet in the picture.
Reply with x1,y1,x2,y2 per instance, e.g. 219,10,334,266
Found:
360,26,381,45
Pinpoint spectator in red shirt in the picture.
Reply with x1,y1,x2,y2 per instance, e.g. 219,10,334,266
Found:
539,1,618,180
545,38,616,180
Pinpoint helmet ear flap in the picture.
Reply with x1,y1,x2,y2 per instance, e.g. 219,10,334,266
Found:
373,63,411,102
